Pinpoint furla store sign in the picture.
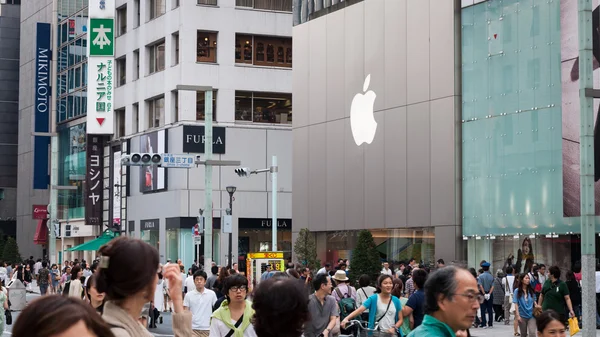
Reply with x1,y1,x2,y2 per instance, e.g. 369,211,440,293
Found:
182,125,226,154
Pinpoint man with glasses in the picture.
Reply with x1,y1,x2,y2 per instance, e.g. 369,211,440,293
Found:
183,270,217,337
408,266,482,337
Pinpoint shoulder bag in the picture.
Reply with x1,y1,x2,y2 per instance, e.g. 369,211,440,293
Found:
375,296,392,326
505,278,515,313
224,315,244,337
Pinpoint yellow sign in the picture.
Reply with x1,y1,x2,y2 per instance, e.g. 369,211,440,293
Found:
248,251,283,259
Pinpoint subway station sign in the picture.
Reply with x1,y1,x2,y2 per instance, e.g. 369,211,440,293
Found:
87,0,115,134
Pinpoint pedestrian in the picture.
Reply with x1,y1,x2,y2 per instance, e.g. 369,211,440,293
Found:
538,266,575,323
405,268,417,298
23,263,33,292
332,270,356,301
96,236,193,337
341,274,403,335
381,262,393,276
214,267,229,298
12,295,115,337
0,280,7,332
33,259,42,276
37,261,51,296
513,272,541,337
406,266,481,337
502,266,519,335
0,261,7,286
402,269,427,330
259,265,273,281
50,263,60,294
252,277,310,337
437,259,446,269
477,261,494,328
535,309,567,337
356,274,376,321
183,270,217,336
59,266,71,293
564,270,581,325
64,266,84,299
150,272,165,329
303,273,339,337
391,278,411,336
87,274,106,314
210,274,256,336
492,269,505,322
316,263,331,276
206,265,219,290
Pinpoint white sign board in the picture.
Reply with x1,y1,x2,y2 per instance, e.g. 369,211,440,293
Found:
161,154,197,168
223,215,233,234
194,236,202,244
113,151,121,225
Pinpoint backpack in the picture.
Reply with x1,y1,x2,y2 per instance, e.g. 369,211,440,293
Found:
335,287,356,320
529,273,542,292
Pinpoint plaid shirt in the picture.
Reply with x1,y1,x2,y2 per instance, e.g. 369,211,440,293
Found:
405,278,415,297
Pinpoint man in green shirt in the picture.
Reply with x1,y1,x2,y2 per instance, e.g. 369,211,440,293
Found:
538,265,575,322
408,266,482,337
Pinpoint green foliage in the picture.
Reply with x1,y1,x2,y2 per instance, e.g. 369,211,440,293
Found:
3,237,21,264
348,230,381,287
0,233,6,262
293,228,321,271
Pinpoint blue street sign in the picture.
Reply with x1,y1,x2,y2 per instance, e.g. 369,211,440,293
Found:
161,153,196,168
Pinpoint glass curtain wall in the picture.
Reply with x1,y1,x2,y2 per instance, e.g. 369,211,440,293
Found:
58,123,86,219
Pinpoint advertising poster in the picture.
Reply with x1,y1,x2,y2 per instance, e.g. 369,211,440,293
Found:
139,130,167,193
562,0,600,216
113,151,121,225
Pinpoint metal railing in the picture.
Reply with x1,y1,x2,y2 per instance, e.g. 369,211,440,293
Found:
198,0,218,5
236,0,292,12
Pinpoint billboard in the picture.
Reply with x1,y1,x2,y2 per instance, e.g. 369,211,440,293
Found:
562,0,600,217
85,135,105,225
113,151,122,225
87,0,115,134
33,23,51,190
139,130,167,193
182,125,226,154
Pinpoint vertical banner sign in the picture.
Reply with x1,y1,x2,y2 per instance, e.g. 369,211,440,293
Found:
33,23,51,190
87,0,115,134
85,135,104,225
113,151,121,226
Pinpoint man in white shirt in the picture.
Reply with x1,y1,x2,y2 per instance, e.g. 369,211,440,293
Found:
538,264,547,285
502,266,516,326
380,262,393,276
317,263,331,276
184,270,217,336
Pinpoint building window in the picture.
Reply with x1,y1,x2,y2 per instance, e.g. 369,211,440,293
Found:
148,41,165,74
173,91,179,122
197,31,217,63
133,49,140,80
235,0,292,12
235,35,291,68
117,5,127,35
115,108,126,138
235,91,292,124
173,0,180,8
133,103,139,133
148,97,165,129
134,0,140,28
149,0,166,20
116,57,126,86
172,33,179,66
196,91,217,121
198,0,217,5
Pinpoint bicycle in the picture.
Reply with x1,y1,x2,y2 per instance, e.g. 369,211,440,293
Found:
338,320,398,337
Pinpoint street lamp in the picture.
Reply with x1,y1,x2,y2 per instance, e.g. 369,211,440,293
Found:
226,186,236,268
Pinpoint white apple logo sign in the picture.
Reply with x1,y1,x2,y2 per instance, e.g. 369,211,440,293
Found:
350,74,377,146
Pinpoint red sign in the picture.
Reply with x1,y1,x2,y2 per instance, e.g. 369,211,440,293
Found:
32,205,48,220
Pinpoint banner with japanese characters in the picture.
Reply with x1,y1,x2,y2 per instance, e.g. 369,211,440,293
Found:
86,135,105,225
87,0,115,134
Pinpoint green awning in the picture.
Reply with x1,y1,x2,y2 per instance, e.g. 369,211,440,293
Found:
67,231,116,251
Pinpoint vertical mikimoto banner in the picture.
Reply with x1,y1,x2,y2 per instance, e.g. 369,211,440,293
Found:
86,135,105,225
87,0,115,134
33,23,51,190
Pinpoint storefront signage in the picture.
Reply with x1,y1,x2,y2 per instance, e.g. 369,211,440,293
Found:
33,23,51,190
87,1,115,134
113,151,122,225
182,125,226,154
239,218,292,230
32,205,48,220
141,219,159,230
248,252,284,259
85,135,105,226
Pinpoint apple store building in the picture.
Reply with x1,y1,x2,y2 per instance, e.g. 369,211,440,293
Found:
292,0,464,266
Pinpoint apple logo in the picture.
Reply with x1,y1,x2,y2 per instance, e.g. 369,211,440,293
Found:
350,74,377,146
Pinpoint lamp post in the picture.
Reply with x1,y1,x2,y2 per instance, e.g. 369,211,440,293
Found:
226,186,236,268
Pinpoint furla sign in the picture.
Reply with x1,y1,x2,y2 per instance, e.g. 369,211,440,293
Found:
182,125,226,154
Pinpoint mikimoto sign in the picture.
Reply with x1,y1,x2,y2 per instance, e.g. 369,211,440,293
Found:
87,0,115,134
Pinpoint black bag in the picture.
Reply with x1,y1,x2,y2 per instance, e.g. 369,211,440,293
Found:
5,310,12,325
62,280,71,296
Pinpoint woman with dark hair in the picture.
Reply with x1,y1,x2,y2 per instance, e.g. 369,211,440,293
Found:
213,267,229,299
513,273,540,337
13,295,115,337
87,274,106,314
64,265,84,298
356,274,376,321
392,278,411,336
492,269,505,322
210,274,256,336
286,268,300,279
538,266,575,323
95,236,192,337
565,270,581,325
535,309,567,337
515,238,534,274
341,274,403,334
252,277,309,337
23,263,33,291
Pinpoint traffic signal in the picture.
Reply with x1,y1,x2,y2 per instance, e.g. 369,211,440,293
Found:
65,224,72,237
234,167,251,177
121,153,162,166
53,220,60,237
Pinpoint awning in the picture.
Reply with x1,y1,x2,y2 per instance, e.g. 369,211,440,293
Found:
33,219,48,245
67,230,117,251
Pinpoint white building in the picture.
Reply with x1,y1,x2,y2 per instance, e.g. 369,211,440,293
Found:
113,0,293,271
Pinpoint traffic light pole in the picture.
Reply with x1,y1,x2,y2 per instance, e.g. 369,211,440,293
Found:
271,156,278,251
203,90,214,271
48,0,59,265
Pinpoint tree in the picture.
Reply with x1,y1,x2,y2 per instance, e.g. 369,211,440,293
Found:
348,230,381,287
293,228,320,271
3,237,21,264
0,233,6,261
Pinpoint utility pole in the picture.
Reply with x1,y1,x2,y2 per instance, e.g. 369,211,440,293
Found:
578,0,596,335
204,90,214,271
271,156,278,251
48,0,59,265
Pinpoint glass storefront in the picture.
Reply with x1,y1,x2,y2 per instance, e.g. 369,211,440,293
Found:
58,123,86,219
237,218,293,274
313,228,436,268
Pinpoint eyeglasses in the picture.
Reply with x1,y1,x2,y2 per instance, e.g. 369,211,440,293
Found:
453,293,485,304
229,286,248,292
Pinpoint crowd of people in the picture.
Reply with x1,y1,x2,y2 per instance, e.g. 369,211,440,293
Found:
2,238,576,337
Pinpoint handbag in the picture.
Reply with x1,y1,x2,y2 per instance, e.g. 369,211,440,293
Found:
5,310,12,325
568,317,580,336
